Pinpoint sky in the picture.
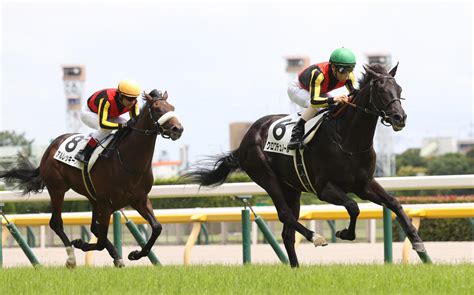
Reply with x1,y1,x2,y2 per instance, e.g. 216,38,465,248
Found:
1,0,473,163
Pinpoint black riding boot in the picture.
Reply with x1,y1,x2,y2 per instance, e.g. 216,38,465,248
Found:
287,118,306,150
75,142,95,164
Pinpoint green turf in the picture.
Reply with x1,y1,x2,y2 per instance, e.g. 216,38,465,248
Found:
0,264,472,294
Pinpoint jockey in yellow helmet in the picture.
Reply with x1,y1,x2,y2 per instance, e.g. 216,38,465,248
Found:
75,79,141,164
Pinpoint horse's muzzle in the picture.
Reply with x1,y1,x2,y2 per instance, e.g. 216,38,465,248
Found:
390,113,407,131
169,125,184,141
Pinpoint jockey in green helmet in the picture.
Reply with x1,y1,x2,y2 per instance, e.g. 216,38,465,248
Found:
287,47,357,150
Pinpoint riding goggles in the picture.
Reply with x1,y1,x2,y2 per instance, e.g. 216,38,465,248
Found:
336,66,354,74
123,95,137,102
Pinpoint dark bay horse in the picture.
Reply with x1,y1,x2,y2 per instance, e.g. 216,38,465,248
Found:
0,91,183,267
186,63,428,267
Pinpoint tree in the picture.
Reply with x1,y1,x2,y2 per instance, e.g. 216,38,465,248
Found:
426,153,474,175
396,148,426,175
0,130,34,146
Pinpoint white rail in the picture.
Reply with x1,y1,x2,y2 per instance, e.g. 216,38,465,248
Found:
0,175,473,203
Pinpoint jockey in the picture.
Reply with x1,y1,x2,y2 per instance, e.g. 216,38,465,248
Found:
75,79,141,164
287,47,357,150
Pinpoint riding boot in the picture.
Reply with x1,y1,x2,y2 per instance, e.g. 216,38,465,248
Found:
75,138,97,164
287,118,306,150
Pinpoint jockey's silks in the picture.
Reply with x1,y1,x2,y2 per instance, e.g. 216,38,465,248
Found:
87,89,139,129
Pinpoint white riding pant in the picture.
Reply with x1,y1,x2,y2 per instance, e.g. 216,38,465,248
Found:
287,78,320,121
80,107,127,141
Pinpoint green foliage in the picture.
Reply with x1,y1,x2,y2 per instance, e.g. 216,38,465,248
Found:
396,165,427,176
418,218,473,241
426,153,474,175
465,148,474,159
396,148,426,170
0,130,34,147
393,218,473,242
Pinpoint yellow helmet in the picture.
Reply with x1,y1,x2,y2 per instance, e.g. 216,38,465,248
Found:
117,79,141,97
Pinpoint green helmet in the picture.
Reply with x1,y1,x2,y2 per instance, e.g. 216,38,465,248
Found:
329,47,356,66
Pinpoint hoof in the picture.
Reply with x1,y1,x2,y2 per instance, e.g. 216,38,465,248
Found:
71,239,85,249
66,258,77,269
128,250,142,261
311,233,328,247
114,258,125,268
412,242,426,253
335,229,356,241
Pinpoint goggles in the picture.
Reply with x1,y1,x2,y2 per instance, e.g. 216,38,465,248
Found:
336,66,354,74
122,95,137,102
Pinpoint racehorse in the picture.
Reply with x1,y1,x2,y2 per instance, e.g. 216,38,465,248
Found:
186,63,429,267
0,91,183,267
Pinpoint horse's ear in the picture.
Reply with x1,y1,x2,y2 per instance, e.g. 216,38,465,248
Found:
389,61,399,77
364,64,380,78
144,92,154,102
163,91,168,100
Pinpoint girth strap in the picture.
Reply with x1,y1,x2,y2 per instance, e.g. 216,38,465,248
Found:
81,163,97,201
293,148,317,195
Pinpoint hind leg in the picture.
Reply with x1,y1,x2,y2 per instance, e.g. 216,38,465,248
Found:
241,150,323,248
280,184,302,267
48,188,77,268
318,182,360,241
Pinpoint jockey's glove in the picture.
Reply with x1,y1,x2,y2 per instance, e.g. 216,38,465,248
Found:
349,89,359,98
119,118,135,130
119,122,128,129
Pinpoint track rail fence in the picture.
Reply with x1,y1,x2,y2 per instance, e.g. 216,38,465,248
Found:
0,175,473,266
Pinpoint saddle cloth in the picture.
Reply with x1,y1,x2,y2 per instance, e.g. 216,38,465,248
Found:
53,134,114,173
264,112,326,156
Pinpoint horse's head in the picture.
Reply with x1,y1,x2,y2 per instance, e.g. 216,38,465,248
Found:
143,90,184,140
361,63,407,131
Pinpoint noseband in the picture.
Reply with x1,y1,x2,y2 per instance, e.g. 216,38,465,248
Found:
347,75,405,126
130,102,179,138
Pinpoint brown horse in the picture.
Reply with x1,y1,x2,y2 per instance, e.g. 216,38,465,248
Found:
0,90,183,267
186,63,429,267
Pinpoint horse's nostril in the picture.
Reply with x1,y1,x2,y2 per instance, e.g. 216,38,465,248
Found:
171,126,184,135
393,114,402,122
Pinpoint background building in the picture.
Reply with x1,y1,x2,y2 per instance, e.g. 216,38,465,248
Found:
62,65,86,133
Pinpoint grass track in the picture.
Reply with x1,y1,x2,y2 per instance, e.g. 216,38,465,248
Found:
0,264,472,294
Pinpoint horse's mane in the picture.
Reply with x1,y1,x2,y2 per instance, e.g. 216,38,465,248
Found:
357,63,389,89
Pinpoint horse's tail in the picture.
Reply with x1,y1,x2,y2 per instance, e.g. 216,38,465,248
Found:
184,150,240,187
0,155,45,195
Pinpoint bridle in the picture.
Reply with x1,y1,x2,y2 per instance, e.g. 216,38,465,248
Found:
129,99,179,138
345,75,405,126
332,74,405,156
116,97,180,175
